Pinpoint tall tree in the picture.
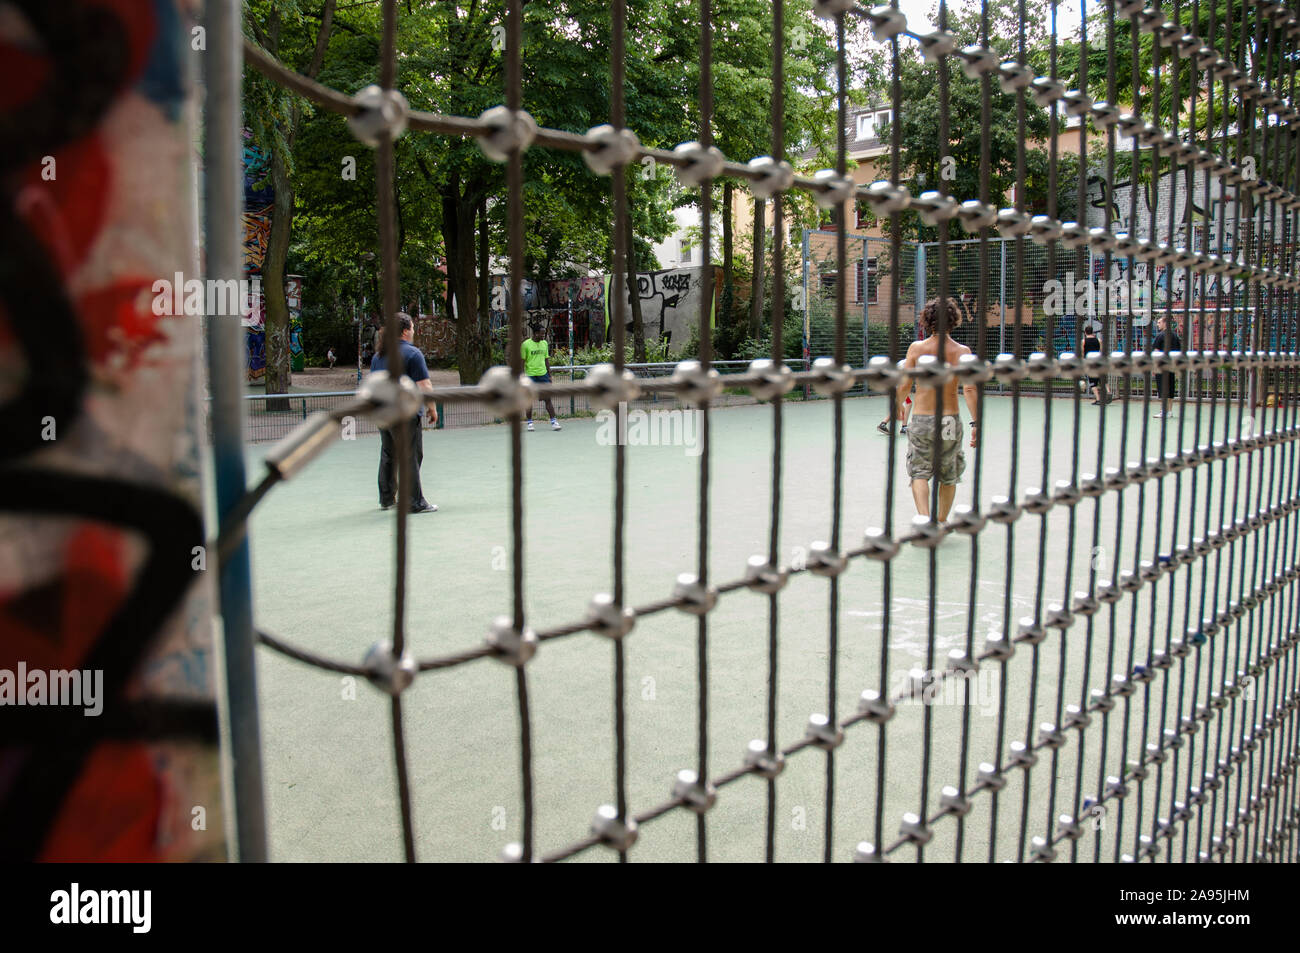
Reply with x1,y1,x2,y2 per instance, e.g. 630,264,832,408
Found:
244,0,336,400
242,0,842,380
857,0,1067,244
748,196,764,339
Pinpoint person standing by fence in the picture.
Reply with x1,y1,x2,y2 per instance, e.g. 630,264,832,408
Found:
894,298,980,521
1082,325,1110,405
370,314,438,513
1151,314,1181,419
523,324,561,432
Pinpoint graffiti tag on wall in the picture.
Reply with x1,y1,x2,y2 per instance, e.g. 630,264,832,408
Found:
0,0,224,860
605,266,720,351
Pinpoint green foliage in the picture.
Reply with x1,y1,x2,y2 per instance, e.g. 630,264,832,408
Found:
866,321,915,362
1069,1,1257,139
856,0,1082,242
238,0,868,385
298,294,357,366
733,335,770,362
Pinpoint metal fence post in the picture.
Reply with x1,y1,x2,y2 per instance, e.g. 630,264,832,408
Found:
861,235,869,368
205,0,267,862
999,237,1007,357
567,291,575,416
802,228,811,398
915,242,926,326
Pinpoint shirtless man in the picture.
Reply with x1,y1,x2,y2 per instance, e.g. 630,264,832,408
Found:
893,297,980,521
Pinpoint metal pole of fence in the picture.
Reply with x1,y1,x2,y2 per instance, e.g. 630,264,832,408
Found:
204,0,267,863
802,227,811,398
356,267,364,388
999,236,1007,359
568,291,575,417
862,236,869,370
915,241,926,325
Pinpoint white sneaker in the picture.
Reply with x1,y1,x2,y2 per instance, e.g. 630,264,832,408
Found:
551,419,562,431
526,420,535,431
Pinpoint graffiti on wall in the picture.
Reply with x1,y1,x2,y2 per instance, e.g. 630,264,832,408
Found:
242,129,276,379
243,281,266,383
243,129,272,205
605,266,720,351
242,207,272,270
488,275,608,348
1085,167,1230,250
0,0,224,860
287,275,304,372
414,313,457,360
481,269,720,353
242,131,273,269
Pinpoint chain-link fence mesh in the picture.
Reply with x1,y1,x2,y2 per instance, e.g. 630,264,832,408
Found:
213,0,1300,865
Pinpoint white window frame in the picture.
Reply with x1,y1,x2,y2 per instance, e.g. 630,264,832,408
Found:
857,109,891,140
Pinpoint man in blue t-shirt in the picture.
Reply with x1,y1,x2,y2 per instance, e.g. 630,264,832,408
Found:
369,313,438,513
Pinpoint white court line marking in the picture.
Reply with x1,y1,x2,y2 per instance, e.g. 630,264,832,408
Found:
846,583,1036,659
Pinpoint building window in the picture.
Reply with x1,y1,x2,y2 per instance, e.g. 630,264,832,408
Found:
680,240,692,263
856,201,869,229
857,257,879,304
820,272,838,296
856,109,891,140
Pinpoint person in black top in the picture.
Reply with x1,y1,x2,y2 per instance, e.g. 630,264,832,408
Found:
1081,324,1110,405
1151,314,1182,418
369,313,438,513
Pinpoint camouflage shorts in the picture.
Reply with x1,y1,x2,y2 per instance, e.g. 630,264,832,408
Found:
906,414,965,485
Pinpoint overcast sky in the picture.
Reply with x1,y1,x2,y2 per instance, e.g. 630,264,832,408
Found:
892,0,1087,36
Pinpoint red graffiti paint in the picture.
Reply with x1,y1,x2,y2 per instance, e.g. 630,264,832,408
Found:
15,136,112,279
39,745,162,862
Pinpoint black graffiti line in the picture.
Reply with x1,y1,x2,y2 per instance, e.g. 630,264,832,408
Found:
0,467,206,860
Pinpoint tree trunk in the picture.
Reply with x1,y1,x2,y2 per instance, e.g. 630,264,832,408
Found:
622,198,646,361
263,150,293,409
259,1,334,403
749,196,765,340
444,179,491,384
722,181,734,328
478,194,489,362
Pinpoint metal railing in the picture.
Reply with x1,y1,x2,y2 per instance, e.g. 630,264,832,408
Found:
219,361,815,444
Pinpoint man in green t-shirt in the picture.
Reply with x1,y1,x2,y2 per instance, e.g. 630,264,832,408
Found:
522,325,561,431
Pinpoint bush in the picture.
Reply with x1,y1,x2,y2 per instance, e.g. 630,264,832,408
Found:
866,322,915,361
643,337,672,363
734,336,770,362
574,342,615,365
301,303,358,367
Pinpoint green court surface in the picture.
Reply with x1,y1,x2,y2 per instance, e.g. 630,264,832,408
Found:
242,389,1279,862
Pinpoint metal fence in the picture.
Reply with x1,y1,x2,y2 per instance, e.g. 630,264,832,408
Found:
221,361,819,444
803,231,1278,402
222,0,1300,867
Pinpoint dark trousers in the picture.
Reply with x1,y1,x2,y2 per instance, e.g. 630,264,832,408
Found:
378,418,426,507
